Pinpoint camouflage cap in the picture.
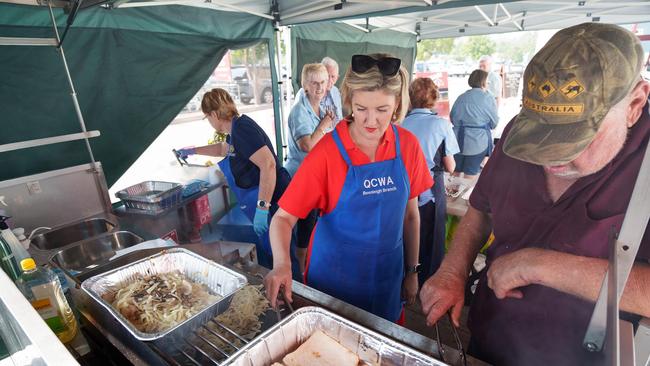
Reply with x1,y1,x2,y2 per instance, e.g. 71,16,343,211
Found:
503,22,644,165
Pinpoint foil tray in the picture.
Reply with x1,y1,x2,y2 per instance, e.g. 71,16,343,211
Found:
222,306,448,366
81,248,247,341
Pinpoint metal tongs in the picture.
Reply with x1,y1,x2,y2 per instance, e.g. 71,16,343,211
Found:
433,311,467,366
255,273,294,322
172,149,207,168
272,285,294,322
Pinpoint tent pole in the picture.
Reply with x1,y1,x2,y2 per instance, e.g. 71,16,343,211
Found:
46,1,111,212
46,1,96,167
269,28,284,162
282,27,292,161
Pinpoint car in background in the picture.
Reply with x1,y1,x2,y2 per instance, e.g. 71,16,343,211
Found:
447,62,472,77
181,93,201,113
231,66,273,105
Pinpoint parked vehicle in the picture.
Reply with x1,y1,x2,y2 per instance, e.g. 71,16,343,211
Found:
231,66,273,105
447,62,472,77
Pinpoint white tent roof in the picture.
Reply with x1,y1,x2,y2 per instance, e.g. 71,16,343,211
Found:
7,0,650,39
335,0,650,39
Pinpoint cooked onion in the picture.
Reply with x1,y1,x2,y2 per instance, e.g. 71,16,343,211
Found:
109,271,220,333
201,285,270,355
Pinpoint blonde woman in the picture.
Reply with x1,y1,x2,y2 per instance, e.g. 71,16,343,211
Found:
174,88,301,280
265,54,433,323
285,63,336,270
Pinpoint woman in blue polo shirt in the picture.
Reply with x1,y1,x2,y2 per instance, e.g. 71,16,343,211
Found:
450,69,498,178
285,63,335,271
402,77,459,285
175,88,301,280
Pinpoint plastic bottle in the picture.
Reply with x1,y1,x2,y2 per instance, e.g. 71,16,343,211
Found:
11,228,29,250
0,217,29,264
0,235,20,281
15,258,78,344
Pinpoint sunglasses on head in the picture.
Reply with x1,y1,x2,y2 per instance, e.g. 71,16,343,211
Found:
351,55,401,77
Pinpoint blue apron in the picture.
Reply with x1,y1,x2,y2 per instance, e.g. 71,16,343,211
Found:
458,124,494,156
217,152,273,267
305,125,410,321
217,128,302,281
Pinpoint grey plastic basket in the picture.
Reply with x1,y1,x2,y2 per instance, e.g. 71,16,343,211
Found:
115,181,183,213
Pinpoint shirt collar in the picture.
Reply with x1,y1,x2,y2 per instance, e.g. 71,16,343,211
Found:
409,108,435,115
336,118,395,151
299,92,320,119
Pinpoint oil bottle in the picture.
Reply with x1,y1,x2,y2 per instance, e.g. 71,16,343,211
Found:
14,258,78,343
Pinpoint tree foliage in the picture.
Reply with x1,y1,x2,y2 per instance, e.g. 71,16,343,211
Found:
457,35,496,61
495,32,537,63
416,38,454,61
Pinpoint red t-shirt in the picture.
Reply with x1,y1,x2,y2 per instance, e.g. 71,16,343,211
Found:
279,119,433,218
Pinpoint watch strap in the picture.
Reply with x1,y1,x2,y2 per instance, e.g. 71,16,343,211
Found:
405,264,421,274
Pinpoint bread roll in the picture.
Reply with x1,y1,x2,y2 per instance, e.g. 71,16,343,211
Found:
282,330,359,366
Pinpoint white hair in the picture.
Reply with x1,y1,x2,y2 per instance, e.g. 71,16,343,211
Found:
479,55,492,63
321,56,339,71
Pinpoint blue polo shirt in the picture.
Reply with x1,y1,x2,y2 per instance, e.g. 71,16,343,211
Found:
450,88,498,155
229,114,288,203
402,108,460,206
294,86,343,122
284,91,325,176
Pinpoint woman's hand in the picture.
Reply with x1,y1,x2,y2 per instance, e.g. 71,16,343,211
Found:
318,113,334,133
402,273,419,305
253,208,270,236
264,264,293,308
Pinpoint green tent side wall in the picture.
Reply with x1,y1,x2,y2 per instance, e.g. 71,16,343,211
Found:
290,22,417,95
0,4,275,186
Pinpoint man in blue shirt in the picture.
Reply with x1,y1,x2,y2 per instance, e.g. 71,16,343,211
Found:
294,57,343,123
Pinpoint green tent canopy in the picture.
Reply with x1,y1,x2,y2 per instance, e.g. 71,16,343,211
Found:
290,22,417,93
0,4,275,185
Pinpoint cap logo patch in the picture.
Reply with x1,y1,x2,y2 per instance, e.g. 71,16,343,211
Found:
527,75,538,93
538,80,556,99
559,79,585,100
524,97,584,115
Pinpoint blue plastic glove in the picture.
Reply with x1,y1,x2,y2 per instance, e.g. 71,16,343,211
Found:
253,208,269,236
176,147,196,160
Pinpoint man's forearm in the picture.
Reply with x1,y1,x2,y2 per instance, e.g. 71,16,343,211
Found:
533,251,650,317
441,206,492,277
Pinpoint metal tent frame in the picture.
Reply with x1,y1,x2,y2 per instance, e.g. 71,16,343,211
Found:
2,1,650,364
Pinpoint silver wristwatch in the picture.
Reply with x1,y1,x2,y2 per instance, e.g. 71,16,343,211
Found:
257,200,271,209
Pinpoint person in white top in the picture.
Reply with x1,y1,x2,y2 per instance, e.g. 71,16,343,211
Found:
478,55,502,107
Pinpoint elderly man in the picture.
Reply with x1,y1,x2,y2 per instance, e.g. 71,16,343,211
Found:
478,55,502,107
295,57,343,122
420,23,650,366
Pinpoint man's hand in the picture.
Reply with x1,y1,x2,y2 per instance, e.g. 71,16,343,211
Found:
420,269,467,327
402,273,418,305
487,247,545,300
263,264,293,308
